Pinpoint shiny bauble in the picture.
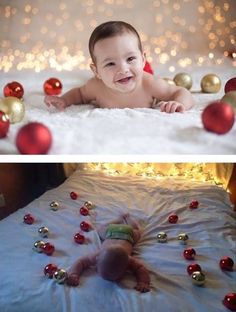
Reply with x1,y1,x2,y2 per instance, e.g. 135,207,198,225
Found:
80,221,90,232
0,96,25,123
143,60,154,75
74,232,85,244
53,269,68,284
163,78,176,86
187,263,202,275
168,214,178,224
23,213,35,224
50,201,59,211
189,200,199,209
84,201,94,209
0,111,10,138
3,81,24,99
191,271,205,286
225,77,236,93
38,226,49,238
16,122,52,154
201,74,221,93
43,77,63,95
173,73,193,90
221,91,236,112
183,248,196,260
70,191,78,200
42,242,55,256
178,233,189,244
202,102,235,135
44,263,58,279
80,206,89,216
33,240,45,253
219,256,234,271
223,293,236,311
157,231,167,243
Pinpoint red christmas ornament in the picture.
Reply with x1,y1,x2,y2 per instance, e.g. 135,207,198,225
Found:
43,78,63,95
0,111,10,138
183,248,196,260
23,213,35,224
44,263,58,278
223,293,236,311
70,191,78,200
225,77,236,94
202,101,235,135
74,232,85,244
168,214,178,224
187,263,202,275
42,242,55,256
189,200,199,209
3,81,24,99
80,206,89,216
80,221,90,232
219,256,234,271
143,60,154,75
16,122,52,154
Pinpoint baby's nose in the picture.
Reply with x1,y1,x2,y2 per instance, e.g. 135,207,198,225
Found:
118,62,129,74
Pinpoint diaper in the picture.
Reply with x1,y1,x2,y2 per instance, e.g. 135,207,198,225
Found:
105,224,134,244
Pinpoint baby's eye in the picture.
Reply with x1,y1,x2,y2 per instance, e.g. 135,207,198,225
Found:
105,62,115,67
127,56,136,63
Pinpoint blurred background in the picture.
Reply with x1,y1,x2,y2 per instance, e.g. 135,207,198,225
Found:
0,0,235,73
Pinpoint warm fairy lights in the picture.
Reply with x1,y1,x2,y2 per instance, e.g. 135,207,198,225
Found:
82,163,226,187
0,0,235,72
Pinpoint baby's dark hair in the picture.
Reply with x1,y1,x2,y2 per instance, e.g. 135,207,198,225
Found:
89,21,143,63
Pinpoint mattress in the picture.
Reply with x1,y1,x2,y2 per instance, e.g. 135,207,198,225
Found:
0,57,236,155
0,169,235,312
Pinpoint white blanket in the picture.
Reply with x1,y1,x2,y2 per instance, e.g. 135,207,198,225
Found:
0,60,236,154
0,170,235,312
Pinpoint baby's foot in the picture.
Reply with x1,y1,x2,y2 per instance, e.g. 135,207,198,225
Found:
66,273,80,286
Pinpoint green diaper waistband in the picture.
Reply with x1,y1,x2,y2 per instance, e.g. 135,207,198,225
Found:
106,224,134,244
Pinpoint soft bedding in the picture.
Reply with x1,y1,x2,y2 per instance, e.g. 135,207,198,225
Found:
1,58,236,155
0,169,235,312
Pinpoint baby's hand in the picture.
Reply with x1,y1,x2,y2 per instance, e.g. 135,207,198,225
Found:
66,273,80,286
134,282,150,293
154,101,185,113
44,95,67,111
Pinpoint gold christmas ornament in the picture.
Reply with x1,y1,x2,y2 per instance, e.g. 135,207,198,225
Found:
173,73,193,90
50,201,59,211
191,271,205,286
178,233,189,244
163,78,176,86
53,269,68,284
201,74,221,93
221,91,236,112
38,226,49,238
157,231,167,243
33,240,45,253
84,201,94,209
0,96,25,123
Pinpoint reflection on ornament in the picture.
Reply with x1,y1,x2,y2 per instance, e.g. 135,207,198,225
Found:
201,74,221,93
53,269,68,284
224,77,236,94
3,81,24,99
38,226,49,238
44,263,58,279
173,73,192,90
0,96,25,123
178,233,189,244
202,102,235,135
84,201,94,209
223,293,236,311
157,231,167,243
16,122,52,154
33,240,45,253
0,111,10,138
191,271,205,286
163,78,176,86
50,201,59,211
221,91,236,112
43,77,63,95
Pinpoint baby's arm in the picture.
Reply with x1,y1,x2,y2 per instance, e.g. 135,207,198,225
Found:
128,256,151,293
66,251,99,286
148,75,194,113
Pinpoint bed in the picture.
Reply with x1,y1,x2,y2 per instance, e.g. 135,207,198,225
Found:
1,56,236,155
0,163,235,312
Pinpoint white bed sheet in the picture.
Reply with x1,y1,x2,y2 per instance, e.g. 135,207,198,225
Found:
0,170,235,312
0,59,236,155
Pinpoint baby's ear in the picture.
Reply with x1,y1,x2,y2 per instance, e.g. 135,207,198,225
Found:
90,63,100,79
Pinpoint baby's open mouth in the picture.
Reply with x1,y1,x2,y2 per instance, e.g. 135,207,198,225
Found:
116,76,133,84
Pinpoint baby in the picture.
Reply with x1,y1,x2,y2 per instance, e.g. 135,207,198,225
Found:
67,213,151,293
45,21,194,113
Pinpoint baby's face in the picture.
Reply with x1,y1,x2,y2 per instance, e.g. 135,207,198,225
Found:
92,32,145,94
